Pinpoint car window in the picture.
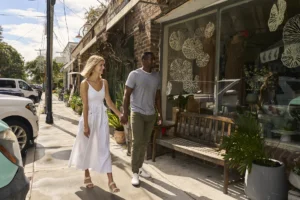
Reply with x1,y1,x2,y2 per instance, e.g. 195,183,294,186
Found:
18,81,30,91
0,80,16,88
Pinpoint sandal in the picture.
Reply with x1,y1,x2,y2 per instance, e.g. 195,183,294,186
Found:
109,182,120,193
84,177,94,188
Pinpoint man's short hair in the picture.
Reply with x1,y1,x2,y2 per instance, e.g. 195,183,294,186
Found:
141,52,154,60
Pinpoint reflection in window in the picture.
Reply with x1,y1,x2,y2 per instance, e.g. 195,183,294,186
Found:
219,0,300,144
166,13,217,120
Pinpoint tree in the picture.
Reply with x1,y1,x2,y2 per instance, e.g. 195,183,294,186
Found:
84,4,106,25
0,42,25,79
24,57,64,85
0,26,3,42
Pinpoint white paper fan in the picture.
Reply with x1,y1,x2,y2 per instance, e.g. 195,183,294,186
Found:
194,27,205,39
281,44,300,68
169,59,193,81
283,14,300,45
196,52,210,68
204,22,215,39
182,38,203,60
169,30,187,51
268,0,286,32
183,75,199,93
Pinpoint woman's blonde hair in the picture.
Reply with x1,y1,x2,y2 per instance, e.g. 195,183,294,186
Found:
80,55,105,78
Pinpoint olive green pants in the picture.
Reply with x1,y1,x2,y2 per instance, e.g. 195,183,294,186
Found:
131,112,156,173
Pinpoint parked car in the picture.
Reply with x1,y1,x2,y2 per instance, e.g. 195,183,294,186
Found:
0,120,29,199
0,78,39,103
30,84,43,100
0,94,39,154
0,89,24,97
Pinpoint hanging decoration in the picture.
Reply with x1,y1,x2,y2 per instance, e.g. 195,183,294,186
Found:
182,38,203,60
183,75,200,93
268,0,286,32
194,27,205,39
204,22,215,39
196,52,210,68
169,30,188,51
169,59,192,81
281,44,300,68
283,14,300,45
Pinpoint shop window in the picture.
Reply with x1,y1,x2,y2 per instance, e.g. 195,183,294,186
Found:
219,0,300,145
165,13,217,119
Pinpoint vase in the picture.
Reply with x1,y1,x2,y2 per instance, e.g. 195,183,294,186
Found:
114,130,125,144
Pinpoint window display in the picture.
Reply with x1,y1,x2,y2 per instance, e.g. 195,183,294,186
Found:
219,0,300,145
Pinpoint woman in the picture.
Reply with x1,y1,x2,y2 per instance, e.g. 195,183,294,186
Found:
68,55,120,193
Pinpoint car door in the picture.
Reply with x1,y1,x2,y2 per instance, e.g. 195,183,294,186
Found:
18,81,32,98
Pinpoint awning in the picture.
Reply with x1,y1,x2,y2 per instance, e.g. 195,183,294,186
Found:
80,36,97,55
155,0,227,23
60,58,75,72
106,0,140,31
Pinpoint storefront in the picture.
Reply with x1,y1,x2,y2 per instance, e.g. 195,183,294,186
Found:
158,0,300,147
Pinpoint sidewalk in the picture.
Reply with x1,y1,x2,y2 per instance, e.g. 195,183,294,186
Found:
24,95,247,200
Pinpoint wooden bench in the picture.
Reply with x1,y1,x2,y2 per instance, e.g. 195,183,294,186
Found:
152,112,235,194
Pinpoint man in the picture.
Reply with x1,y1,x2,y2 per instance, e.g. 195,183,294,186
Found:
120,52,162,186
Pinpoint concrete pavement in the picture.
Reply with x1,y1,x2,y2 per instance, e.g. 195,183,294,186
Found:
24,95,248,200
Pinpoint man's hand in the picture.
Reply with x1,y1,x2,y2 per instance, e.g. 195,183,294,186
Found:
120,114,128,125
83,127,90,138
157,115,163,126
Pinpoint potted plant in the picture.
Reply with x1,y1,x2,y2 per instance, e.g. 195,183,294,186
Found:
107,110,125,144
220,114,288,200
75,97,83,115
244,65,269,104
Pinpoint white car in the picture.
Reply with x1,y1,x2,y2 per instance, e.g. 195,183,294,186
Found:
0,94,39,154
0,78,39,103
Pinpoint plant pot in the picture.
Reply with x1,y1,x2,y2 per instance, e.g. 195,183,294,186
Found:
245,160,288,200
246,93,258,104
114,130,125,144
289,170,300,190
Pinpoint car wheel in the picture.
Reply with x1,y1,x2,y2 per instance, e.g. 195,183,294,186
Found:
5,119,31,155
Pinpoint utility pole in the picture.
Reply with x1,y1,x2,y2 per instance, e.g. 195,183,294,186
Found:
46,0,55,124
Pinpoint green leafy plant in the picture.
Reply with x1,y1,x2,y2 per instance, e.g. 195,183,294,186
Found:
220,113,277,175
244,65,269,93
107,110,124,131
115,83,124,110
64,94,70,102
167,94,193,111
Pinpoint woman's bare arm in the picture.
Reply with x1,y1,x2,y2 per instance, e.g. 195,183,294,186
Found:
80,80,90,137
103,79,121,117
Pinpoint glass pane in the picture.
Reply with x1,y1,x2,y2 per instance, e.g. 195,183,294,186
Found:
219,0,300,144
0,80,16,88
166,13,216,120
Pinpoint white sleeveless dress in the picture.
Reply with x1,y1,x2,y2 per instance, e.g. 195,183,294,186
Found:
68,80,112,173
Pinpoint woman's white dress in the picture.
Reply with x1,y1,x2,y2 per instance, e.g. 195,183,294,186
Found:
68,80,112,173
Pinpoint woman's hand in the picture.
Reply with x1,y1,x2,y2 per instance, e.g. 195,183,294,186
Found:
83,126,90,138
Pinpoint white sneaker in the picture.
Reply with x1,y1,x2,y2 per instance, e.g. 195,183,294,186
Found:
139,168,151,178
131,173,140,186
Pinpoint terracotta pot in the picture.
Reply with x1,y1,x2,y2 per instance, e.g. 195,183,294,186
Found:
114,130,125,144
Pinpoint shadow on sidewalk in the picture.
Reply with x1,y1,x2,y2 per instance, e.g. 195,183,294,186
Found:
52,124,76,137
75,186,125,200
141,177,213,200
53,113,79,125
